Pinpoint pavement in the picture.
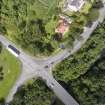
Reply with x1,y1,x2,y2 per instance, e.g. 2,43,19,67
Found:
0,35,79,105
0,2,105,105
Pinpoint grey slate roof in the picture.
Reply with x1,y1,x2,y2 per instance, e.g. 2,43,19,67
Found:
68,0,84,8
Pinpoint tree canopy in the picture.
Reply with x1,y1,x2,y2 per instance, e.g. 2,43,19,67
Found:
8,79,64,105
53,19,105,81
0,0,61,56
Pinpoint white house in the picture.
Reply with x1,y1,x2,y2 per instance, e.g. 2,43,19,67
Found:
64,0,85,12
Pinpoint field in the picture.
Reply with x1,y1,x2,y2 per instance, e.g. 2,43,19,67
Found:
33,0,60,19
0,48,21,99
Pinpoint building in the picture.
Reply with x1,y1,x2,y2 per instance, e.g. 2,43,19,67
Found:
55,18,70,35
7,45,20,57
64,0,85,12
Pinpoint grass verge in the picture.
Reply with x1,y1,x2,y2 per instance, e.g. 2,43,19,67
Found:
0,48,21,99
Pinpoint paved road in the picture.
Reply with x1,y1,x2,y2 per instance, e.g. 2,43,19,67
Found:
0,2,105,105
0,35,79,105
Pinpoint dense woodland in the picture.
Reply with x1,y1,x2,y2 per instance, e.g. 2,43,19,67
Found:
68,54,105,105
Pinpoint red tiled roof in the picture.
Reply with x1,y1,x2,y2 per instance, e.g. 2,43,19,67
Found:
55,19,69,34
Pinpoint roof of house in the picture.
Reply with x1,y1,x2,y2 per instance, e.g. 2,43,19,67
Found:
70,0,80,7
68,0,84,8
55,19,69,34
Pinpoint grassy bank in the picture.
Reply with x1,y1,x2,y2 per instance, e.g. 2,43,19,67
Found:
0,48,21,99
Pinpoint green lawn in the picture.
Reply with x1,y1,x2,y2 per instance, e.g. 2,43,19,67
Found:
0,48,21,99
33,0,60,19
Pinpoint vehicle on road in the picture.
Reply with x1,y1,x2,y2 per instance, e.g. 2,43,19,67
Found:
7,45,20,57
49,83,54,88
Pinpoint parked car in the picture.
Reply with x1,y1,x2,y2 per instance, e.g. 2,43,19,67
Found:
7,45,20,57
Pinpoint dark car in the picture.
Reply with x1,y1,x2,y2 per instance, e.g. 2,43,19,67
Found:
44,65,49,68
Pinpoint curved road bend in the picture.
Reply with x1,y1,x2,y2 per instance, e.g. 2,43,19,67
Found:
36,5,105,67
